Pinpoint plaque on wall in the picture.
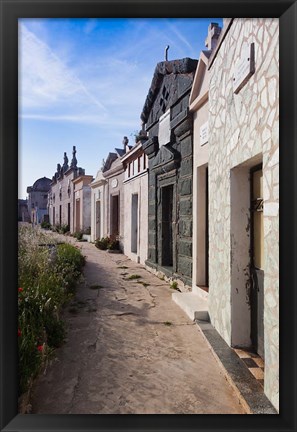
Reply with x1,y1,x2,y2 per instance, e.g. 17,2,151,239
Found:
111,178,118,188
200,121,209,145
233,43,255,94
158,109,171,146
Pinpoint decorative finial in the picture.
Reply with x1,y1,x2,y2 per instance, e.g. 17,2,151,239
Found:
122,136,129,147
70,146,77,168
63,152,69,171
165,45,169,61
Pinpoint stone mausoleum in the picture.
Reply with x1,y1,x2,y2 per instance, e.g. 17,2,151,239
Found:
27,177,51,224
140,57,198,286
48,146,89,233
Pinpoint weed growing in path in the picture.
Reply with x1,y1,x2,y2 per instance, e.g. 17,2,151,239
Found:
118,265,128,269
137,281,150,287
170,281,180,291
127,274,142,280
163,321,172,326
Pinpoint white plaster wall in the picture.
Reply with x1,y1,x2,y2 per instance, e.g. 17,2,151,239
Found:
91,184,106,242
123,172,148,265
82,186,91,231
192,102,209,295
208,18,279,409
49,171,75,232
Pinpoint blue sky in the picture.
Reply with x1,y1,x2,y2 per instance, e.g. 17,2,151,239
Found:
18,18,223,199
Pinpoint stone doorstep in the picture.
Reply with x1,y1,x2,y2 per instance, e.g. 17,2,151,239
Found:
172,292,209,321
195,320,278,415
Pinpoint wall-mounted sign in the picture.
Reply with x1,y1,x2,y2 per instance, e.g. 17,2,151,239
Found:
233,43,255,94
158,109,171,146
200,121,209,145
111,178,118,188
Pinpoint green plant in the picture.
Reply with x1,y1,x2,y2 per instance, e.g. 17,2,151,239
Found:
137,281,150,287
41,221,51,229
18,225,85,395
95,236,119,251
107,238,119,250
73,231,83,240
170,281,179,290
95,237,110,250
59,224,70,234
163,321,172,326
127,274,141,280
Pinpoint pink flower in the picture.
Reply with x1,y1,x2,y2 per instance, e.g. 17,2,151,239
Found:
37,345,44,352
18,288,23,293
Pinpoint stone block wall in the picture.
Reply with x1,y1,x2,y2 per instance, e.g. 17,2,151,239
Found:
141,58,197,286
208,18,279,409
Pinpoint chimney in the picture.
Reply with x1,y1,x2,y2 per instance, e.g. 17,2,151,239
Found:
205,23,221,51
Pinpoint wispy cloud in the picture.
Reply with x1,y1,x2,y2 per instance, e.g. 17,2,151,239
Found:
20,113,136,129
166,21,195,52
19,23,106,114
84,19,98,34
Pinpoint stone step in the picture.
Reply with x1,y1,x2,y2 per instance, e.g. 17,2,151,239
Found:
172,292,209,321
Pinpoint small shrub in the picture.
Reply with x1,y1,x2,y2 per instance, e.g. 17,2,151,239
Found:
59,224,70,234
95,236,119,251
51,224,61,232
107,238,119,250
73,231,83,240
170,281,179,290
95,237,109,250
41,221,51,230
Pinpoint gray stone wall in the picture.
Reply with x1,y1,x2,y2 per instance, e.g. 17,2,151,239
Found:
141,58,197,286
208,18,279,410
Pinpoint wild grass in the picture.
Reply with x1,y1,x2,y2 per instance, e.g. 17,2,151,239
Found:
18,225,85,394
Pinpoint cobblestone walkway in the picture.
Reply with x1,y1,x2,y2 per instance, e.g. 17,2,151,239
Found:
31,236,246,414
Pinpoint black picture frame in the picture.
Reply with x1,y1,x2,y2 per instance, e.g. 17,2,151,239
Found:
0,1,296,431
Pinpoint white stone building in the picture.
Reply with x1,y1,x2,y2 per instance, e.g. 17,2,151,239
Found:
72,175,93,233
26,177,51,224
121,140,148,264
48,147,90,233
173,18,279,411
90,170,107,242
100,142,127,248
208,18,279,410
190,23,221,297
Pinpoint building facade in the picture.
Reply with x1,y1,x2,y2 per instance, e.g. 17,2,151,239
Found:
48,146,87,233
140,57,198,286
90,170,107,242
190,23,221,296
18,199,30,222
26,177,51,224
121,140,148,265
207,18,279,410
72,175,93,233
101,144,126,249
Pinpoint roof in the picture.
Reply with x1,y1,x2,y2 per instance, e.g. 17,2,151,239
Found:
30,177,51,192
140,57,198,124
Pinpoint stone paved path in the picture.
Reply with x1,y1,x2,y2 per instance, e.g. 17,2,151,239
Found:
31,235,246,414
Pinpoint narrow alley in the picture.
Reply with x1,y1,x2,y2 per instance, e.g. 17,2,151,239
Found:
30,236,246,414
